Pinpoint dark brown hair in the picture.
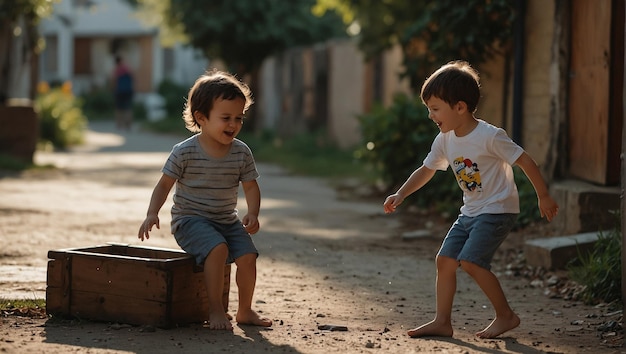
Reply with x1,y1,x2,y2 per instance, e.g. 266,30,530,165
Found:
420,60,481,113
182,69,253,132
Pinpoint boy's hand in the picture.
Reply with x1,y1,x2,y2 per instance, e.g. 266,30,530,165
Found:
383,193,404,214
538,195,559,222
242,214,260,234
138,215,159,241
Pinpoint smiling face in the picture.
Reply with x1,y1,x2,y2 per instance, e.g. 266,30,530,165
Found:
195,96,246,148
424,96,461,134
424,96,477,137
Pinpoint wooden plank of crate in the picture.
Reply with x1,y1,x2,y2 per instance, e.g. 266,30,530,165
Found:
170,264,230,308
170,297,210,325
100,244,190,260
45,257,70,315
170,266,205,301
70,256,168,301
70,290,170,327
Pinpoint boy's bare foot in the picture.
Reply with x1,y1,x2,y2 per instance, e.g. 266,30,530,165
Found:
407,320,453,338
476,313,520,339
208,312,233,330
236,309,273,327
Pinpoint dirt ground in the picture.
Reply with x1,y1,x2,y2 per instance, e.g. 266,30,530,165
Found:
0,121,623,354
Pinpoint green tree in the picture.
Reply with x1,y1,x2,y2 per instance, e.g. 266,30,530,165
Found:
315,0,515,88
131,0,345,127
132,0,345,75
169,0,345,75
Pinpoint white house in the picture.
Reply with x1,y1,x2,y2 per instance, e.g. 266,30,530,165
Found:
38,0,209,112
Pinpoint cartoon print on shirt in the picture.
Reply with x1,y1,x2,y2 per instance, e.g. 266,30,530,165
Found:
453,157,482,192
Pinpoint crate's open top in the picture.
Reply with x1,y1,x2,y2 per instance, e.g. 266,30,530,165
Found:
47,243,193,269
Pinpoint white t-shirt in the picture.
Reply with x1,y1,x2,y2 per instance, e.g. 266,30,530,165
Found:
423,120,524,217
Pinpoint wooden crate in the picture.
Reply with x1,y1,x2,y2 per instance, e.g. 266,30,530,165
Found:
46,243,230,328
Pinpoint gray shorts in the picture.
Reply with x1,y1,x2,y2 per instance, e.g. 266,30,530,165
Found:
437,213,517,270
173,216,258,265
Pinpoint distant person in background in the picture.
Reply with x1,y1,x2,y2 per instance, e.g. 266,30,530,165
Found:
113,56,134,130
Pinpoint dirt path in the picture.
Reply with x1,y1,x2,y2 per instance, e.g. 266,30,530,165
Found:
0,121,622,353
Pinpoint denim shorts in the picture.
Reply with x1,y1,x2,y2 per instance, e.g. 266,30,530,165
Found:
173,216,258,265
437,213,517,270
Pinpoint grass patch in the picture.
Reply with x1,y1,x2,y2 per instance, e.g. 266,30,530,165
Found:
0,298,47,318
567,213,622,306
0,298,45,310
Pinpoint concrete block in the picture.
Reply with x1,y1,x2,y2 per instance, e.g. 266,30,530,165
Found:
524,232,602,270
551,180,620,235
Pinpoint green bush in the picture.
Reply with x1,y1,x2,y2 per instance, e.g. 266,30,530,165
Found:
513,166,542,228
80,87,114,120
35,82,87,149
357,93,459,213
132,101,148,121
157,79,189,118
568,213,622,306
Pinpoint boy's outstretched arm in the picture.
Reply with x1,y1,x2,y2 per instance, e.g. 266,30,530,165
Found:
138,174,176,240
514,152,559,222
384,165,436,214
241,179,261,235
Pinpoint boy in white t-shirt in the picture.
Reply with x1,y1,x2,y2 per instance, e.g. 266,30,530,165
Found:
383,61,559,339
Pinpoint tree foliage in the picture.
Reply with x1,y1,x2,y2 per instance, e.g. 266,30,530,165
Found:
133,0,346,76
315,0,515,88
0,0,56,103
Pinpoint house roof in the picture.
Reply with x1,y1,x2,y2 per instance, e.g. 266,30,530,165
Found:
41,0,157,37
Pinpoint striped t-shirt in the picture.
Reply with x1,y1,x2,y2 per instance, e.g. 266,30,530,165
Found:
162,134,259,232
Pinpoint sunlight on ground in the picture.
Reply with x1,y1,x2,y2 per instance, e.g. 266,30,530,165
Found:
75,131,126,151
235,258,407,325
248,197,298,211
0,266,47,300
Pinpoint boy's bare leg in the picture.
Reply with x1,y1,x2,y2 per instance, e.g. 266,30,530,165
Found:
460,261,520,338
234,253,272,327
407,256,456,338
204,244,233,330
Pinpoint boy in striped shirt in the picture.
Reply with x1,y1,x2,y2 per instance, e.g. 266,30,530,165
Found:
139,70,272,331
